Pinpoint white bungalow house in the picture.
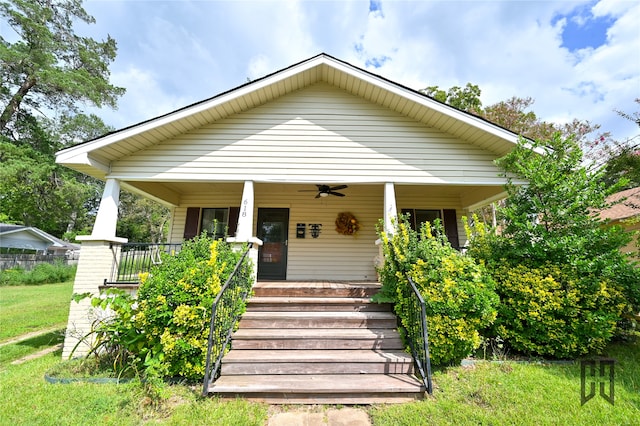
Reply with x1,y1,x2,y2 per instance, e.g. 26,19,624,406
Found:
56,54,521,375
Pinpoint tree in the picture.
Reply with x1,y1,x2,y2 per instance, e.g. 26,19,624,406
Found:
117,192,170,243
467,134,640,357
600,141,640,189
600,99,640,189
421,83,602,146
0,112,106,237
421,83,482,113
0,0,125,134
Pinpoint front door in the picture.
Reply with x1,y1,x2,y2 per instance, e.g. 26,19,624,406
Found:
257,208,289,280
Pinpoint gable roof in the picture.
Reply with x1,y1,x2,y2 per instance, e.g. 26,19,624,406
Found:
56,53,522,180
600,186,640,222
0,224,79,251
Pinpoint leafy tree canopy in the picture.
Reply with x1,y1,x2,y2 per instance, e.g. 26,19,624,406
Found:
0,0,125,134
0,112,107,237
421,84,602,146
421,83,483,113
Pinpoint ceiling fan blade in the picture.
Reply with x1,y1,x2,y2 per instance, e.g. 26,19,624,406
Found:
330,185,348,191
329,191,346,197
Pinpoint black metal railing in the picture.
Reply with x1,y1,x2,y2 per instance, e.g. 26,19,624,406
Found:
405,275,433,395
202,243,253,395
107,243,182,284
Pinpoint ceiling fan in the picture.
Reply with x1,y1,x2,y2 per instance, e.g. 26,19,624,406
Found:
299,184,348,198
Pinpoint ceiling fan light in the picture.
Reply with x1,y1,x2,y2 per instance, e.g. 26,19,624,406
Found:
319,192,329,197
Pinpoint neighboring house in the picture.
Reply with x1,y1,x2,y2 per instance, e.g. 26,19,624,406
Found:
0,224,80,271
55,53,524,358
600,186,640,260
0,223,79,256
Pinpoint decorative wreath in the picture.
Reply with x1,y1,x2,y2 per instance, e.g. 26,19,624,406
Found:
335,212,360,236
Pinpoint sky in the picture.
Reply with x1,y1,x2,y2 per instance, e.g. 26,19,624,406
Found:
18,0,640,142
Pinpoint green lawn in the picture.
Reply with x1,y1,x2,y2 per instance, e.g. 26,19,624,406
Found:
370,338,640,425
0,281,638,424
0,352,269,426
0,281,73,341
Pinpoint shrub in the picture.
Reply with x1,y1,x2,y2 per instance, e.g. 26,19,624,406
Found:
466,214,639,358
376,216,499,365
0,261,76,285
81,234,252,382
491,262,625,358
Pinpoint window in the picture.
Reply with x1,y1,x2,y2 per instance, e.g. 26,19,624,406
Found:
200,208,229,240
183,207,239,240
402,209,441,231
401,208,460,249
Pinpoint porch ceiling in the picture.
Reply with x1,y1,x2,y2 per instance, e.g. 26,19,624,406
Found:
122,180,505,210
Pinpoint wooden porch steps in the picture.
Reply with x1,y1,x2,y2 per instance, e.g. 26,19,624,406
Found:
206,281,425,404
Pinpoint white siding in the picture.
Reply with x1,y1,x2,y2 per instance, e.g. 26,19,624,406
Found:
109,83,504,185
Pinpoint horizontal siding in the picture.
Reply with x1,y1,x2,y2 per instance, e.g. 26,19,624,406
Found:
109,83,504,185
167,183,472,280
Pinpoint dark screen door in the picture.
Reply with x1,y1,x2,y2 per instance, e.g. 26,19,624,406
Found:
256,208,289,280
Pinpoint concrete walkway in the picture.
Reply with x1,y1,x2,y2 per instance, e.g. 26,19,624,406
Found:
267,407,371,426
0,326,63,347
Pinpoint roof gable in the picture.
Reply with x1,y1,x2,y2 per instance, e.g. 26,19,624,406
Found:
56,53,521,180
0,224,77,250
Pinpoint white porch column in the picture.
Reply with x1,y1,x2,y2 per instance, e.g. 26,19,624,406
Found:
227,180,262,284
375,183,398,275
91,178,121,239
235,180,255,241
62,178,127,358
383,182,398,235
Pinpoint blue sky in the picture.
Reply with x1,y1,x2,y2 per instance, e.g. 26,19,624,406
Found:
3,0,639,143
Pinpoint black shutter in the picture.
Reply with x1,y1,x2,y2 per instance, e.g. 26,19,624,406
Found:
183,207,200,240
442,209,460,249
227,207,240,237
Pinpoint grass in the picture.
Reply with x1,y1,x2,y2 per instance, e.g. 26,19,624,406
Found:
0,351,269,425
0,281,73,341
370,337,640,425
0,281,638,424
1,340,637,425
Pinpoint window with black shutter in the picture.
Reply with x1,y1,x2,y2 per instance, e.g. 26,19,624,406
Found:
401,208,460,249
182,207,240,240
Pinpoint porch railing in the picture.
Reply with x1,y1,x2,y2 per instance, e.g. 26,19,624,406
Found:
202,243,253,395
405,275,434,395
107,243,182,284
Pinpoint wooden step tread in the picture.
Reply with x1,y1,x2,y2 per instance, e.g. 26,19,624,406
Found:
253,281,381,298
255,281,381,289
222,349,413,363
209,374,424,394
233,328,400,339
248,296,381,304
241,311,395,319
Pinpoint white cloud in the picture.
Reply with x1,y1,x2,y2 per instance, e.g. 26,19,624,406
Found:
73,0,638,142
